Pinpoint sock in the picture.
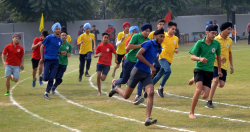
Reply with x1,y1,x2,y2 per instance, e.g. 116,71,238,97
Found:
44,92,47,95
159,86,163,90
207,100,212,104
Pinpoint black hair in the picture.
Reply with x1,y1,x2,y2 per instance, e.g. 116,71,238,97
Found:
102,32,109,37
61,31,68,35
93,25,96,27
41,30,49,37
80,25,83,28
158,19,166,24
168,21,177,28
61,26,67,32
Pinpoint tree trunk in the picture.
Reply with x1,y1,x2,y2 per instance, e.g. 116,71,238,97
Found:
227,10,236,25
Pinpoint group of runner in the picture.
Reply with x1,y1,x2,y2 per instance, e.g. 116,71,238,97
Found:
2,20,234,126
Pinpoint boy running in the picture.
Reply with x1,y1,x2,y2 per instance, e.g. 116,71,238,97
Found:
31,31,49,87
109,28,164,126
51,31,72,95
2,33,24,96
95,32,117,96
77,23,96,81
40,22,66,100
111,22,131,78
152,21,179,98
189,25,222,119
111,24,152,104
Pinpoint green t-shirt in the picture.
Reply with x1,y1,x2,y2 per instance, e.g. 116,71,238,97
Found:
189,37,221,72
59,41,72,65
125,33,150,63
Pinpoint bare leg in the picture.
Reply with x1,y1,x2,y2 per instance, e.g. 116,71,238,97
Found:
189,77,194,85
218,80,225,88
6,76,11,92
38,63,43,76
145,84,154,120
97,71,102,96
112,64,120,78
11,74,18,82
200,86,210,99
189,81,203,119
116,86,134,99
32,68,38,81
208,77,219,101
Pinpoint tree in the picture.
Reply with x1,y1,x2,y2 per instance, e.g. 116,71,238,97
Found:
1,0,97,26
196,0,250,25
109,0,191,24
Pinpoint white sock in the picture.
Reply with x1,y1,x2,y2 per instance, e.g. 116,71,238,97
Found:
159,86,163,90
44,92,47,94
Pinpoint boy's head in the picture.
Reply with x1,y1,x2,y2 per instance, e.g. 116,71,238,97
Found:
206,25,218,40
80,25,83,30
12,33,21,44
123,22,131,32
61,31,68,41
41,30,49,40
141,23,152,38
153,28,165,44
129,26,139,36
51,22,61,35
214,20,217,25
157,19,166,29
220,22,232,36
92,25,96,30
167,21,177,35
102,32,109,44
84,23,91,33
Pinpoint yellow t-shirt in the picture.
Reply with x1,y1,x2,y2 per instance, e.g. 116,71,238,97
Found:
77,33,95,54
116,31,131,55
159,33,179,63
214,34,232,70
148,31,155,40
67,35,71,44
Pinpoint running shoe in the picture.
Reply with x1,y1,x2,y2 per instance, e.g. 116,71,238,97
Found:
205,102,215,108
111,79,116,90
44,94,51,100
32,78,37,87
133,96,145,105
78,76,82,82
5,92,9,96
85,71,90,77
156,87,164,98
145,118,157,126
51,91,57,95
109,88,117,97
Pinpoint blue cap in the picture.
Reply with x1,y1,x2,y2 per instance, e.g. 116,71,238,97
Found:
84,23,91,30
129,26,139,34
110,24,114,26
51,22,61,32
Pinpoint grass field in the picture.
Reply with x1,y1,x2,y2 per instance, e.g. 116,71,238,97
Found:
0,40,250,132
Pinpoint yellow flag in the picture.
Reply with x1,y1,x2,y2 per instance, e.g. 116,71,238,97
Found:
39,13,44,32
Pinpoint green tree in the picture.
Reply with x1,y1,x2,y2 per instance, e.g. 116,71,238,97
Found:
1,0,97,26
109,0,191,24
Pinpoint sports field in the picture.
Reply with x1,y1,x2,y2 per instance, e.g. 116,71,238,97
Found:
1,40,250,132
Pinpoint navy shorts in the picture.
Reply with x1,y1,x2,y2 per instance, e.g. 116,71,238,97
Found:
194,69,213,88
31,58,40,69
117,54,125,64
127,67,153,89
213,66,227,82
96,63,110,76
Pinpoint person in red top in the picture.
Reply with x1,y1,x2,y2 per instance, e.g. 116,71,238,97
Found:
1,33,24,96
94,32,117,96
105,24,116,46
31,31,49,87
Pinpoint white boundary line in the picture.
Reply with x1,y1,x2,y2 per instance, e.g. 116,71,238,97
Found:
56,69,195,132
89,72,250,124
166,93,250,109
56,91,194,132
9,77,80,132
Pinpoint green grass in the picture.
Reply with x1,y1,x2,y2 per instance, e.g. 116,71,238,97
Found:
0,40,250,132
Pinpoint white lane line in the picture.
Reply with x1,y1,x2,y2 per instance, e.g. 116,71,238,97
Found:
9,77,81,132
56,91,194,132
166,93,250,109
56,69,195,132
89,72,250,124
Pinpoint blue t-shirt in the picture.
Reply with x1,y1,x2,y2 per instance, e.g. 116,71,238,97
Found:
135,39,162,73
42,34,62,60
